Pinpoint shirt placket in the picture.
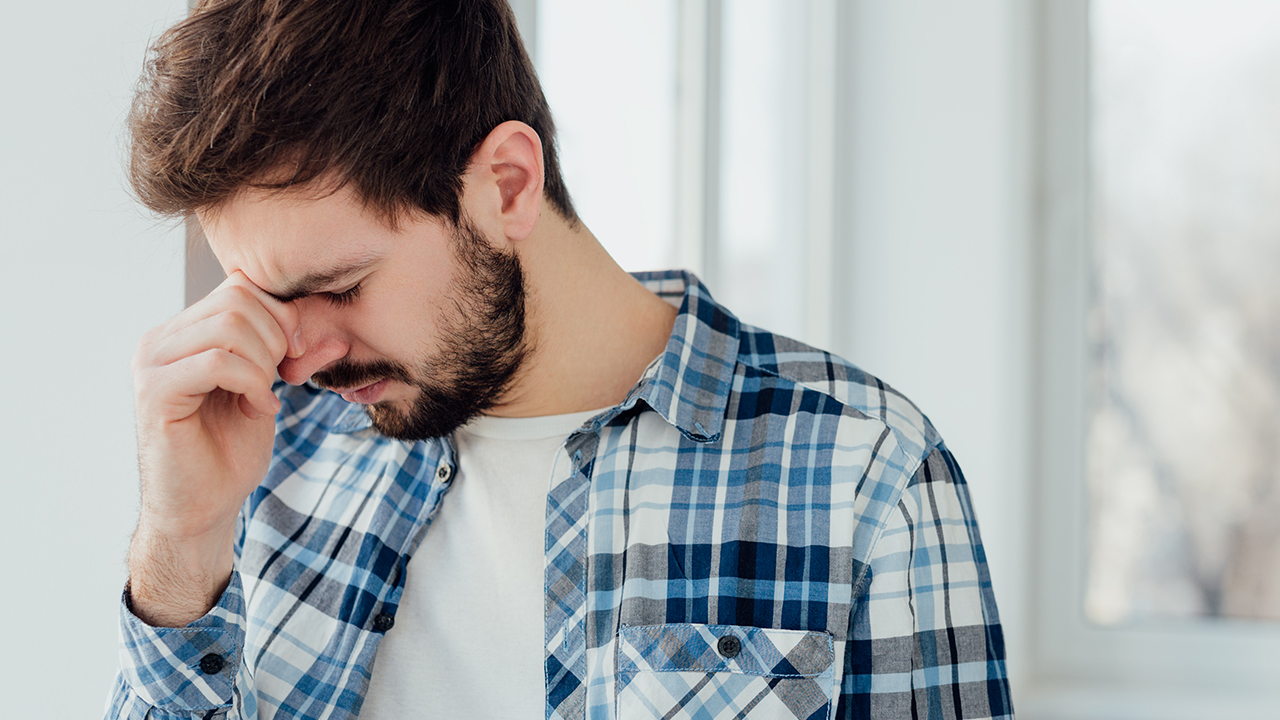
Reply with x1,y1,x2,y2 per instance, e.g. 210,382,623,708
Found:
544,430,598,720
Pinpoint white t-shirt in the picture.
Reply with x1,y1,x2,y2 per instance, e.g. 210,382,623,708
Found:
359,408,603,719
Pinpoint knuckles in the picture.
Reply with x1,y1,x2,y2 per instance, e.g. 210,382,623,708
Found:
210,308,261,347
221,283,258,304
195,348,239,376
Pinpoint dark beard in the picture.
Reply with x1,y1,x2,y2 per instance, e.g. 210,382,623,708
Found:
311,215,528,441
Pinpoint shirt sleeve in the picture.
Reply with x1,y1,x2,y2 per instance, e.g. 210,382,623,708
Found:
105,572,257,720
836,443,1014,719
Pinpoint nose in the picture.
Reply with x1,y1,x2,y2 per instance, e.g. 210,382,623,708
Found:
276,311,350,385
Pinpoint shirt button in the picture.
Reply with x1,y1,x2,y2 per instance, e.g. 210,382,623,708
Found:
199,653,225,674
717,635,742,659
373,612,395,632
437,465,452,482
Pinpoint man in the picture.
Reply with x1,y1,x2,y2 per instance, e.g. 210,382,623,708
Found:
108,0,1012,718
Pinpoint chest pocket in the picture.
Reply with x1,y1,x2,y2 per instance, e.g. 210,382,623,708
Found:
615,624,835,719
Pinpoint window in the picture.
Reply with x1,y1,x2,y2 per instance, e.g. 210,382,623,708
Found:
1086,0,1280,626
1030,1,1280,714
535,0,678,274
533,0,840,350
716,0,810,340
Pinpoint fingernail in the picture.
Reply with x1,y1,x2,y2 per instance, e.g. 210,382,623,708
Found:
293,326,305,357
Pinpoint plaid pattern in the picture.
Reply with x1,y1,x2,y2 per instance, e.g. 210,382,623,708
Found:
616,624,835,719
113,579,250,717
107,270,1012,720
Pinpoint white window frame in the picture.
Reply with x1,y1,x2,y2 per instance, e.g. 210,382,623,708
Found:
1022,1,1280,716
672,0,841,349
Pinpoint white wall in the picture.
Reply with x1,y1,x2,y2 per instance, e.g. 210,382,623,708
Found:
0,0,187,715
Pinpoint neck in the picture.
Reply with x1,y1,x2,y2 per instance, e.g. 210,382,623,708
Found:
487,201,678,417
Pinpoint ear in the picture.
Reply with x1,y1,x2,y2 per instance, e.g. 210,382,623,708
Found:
465,120,544,244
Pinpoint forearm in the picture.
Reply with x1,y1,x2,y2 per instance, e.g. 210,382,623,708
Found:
127,520,235,627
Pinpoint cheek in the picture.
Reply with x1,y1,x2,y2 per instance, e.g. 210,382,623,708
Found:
348,290,447,358
367,243,460,353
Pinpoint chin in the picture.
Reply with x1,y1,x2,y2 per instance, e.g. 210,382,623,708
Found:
366,395,409,420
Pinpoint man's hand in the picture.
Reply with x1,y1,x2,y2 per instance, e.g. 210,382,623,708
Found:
127,271,303,627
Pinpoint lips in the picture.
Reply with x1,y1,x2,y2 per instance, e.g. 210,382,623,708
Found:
333,378,391,404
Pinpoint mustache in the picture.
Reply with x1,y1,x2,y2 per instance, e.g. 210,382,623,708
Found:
312,359,411,391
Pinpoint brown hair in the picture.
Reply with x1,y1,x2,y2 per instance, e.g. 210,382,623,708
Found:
128,0,576,224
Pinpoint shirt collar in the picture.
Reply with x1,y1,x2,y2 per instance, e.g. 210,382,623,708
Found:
323,269,740,442
612,269,740,443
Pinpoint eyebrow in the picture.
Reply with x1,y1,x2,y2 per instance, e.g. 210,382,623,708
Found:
264,254,381,303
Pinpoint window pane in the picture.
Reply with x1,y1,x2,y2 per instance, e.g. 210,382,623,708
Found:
536,0,678,272
1087,0,1280,624
717,0,809,340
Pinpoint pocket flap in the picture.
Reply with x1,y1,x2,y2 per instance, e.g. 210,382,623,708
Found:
618,624,833,678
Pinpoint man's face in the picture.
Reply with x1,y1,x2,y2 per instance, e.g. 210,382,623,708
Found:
200,184,528,441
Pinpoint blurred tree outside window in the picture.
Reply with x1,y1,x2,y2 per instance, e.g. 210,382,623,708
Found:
1087,0,1280,624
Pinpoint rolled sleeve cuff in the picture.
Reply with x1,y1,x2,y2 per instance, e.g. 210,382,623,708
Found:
117,572,245,713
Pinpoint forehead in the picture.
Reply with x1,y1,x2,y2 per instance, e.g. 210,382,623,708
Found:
198,183,433,288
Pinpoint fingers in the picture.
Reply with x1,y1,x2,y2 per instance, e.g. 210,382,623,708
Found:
153,272,303,366
135,270,304,425
140,349,281,422
222,272,305,360
150,306,279,376
141,271,304,379
238,392,265,420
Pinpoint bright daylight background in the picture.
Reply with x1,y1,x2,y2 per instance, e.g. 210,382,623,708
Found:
3,1,1278,717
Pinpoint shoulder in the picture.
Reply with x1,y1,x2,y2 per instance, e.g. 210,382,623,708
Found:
733,322,941,465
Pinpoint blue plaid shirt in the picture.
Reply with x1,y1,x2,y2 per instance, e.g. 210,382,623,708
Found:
108,270,1012,720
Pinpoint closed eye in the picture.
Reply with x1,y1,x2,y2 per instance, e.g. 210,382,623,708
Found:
322,283,362,307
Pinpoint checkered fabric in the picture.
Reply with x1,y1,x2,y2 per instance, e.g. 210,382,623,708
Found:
106,270,1012,720
616,624,834,719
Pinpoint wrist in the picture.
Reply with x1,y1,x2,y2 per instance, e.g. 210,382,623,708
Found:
127,521,235,627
